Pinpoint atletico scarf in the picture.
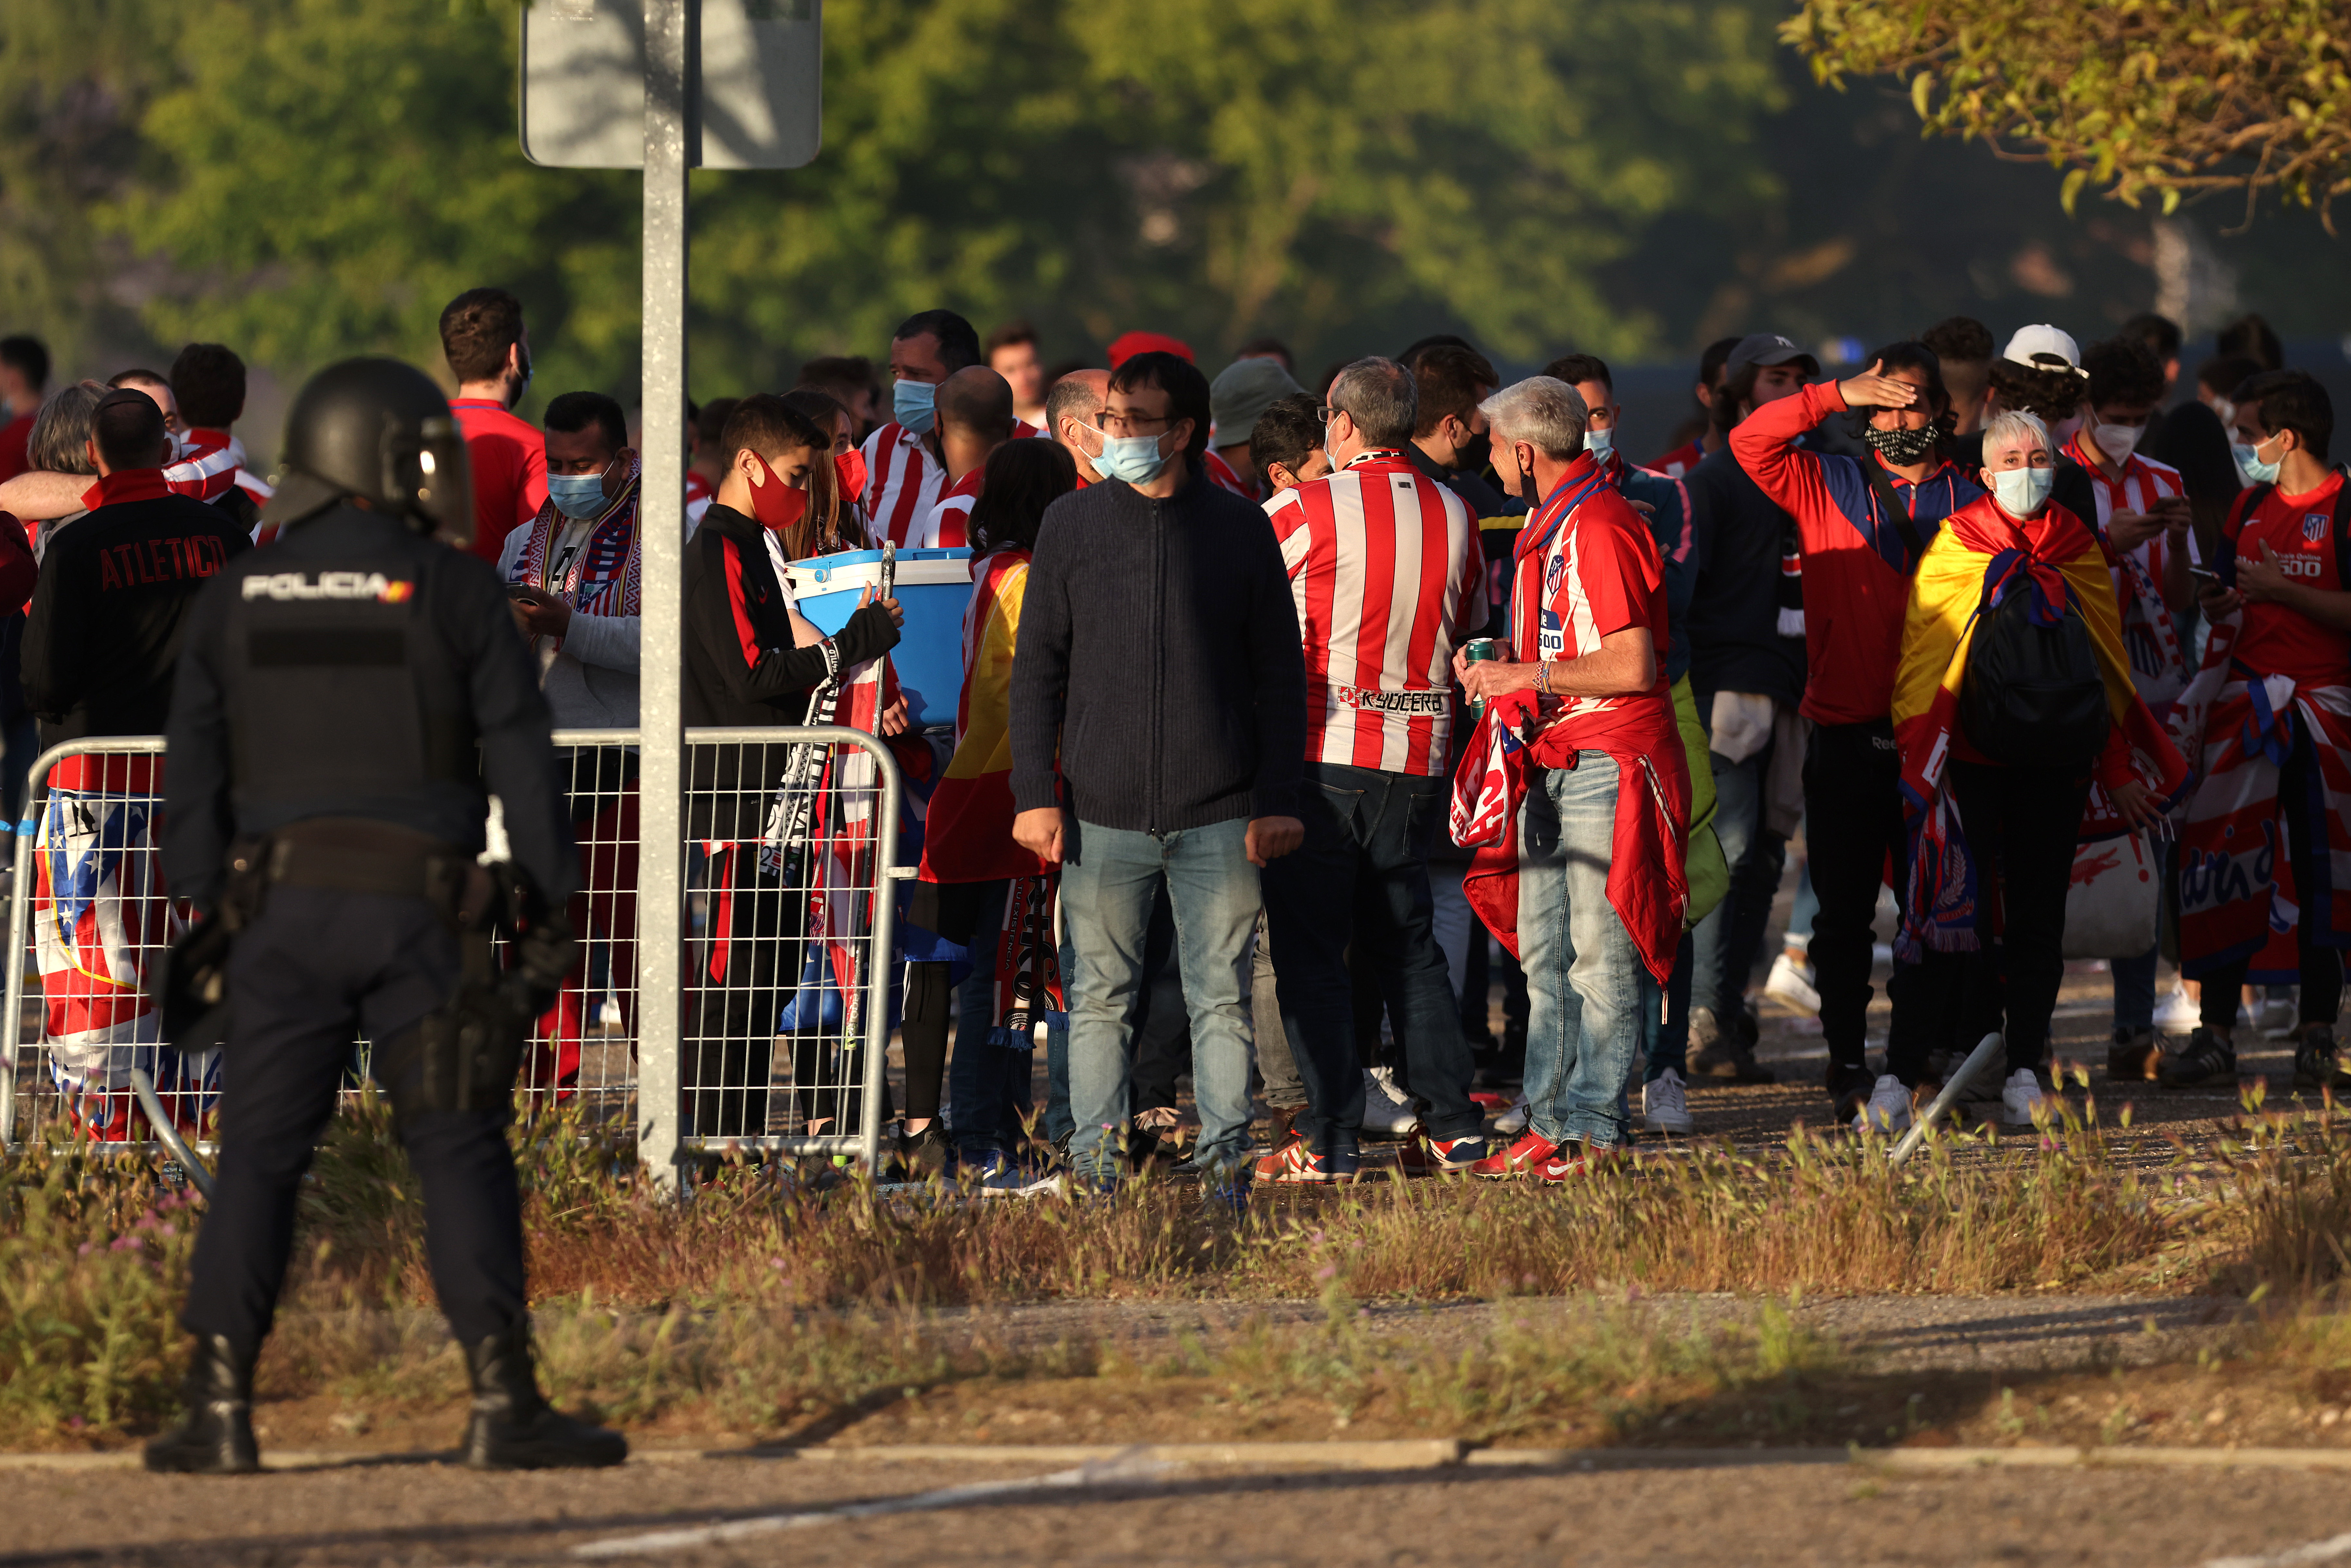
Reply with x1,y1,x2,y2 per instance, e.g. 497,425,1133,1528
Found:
984,875,1064,1049
2165,612,2351,977
505,455,644,623
1890,495,2188,959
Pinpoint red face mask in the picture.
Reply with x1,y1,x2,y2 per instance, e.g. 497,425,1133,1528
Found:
834,448,868,503
748,455,809,534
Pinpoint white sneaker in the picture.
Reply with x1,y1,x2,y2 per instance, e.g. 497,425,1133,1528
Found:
1852,1074,1913,1134
2000,1068,2050,1126
2153,983,2201,1034
1363,1068,1420,1137
1494,1092,1531,1135
1643,1068,1692,1135
1764,951,1821,1015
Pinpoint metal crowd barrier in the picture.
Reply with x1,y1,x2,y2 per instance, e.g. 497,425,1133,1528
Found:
0,726,901,1173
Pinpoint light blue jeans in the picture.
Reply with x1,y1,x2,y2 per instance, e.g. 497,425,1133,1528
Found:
1059,817,1260,1178
1517,754,1644,1150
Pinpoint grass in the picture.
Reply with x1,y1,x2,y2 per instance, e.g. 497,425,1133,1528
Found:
0,1083,2339,1451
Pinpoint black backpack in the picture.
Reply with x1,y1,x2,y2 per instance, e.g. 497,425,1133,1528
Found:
1958,566,2110,771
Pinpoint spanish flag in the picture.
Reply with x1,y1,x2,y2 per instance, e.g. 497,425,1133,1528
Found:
919,548,1048,884
1891,493,2187,958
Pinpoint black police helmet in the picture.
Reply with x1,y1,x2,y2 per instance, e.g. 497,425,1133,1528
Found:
261,356,475,543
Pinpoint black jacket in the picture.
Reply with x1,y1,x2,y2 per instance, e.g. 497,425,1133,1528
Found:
683,502,900,840
1684,445,1807,711
25,481,250,743
1009,466,1306,832
161,506,573,909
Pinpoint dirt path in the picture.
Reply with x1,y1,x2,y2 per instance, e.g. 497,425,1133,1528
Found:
16,1448,2351,1567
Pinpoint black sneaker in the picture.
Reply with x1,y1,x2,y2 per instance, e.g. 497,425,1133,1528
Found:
2291,1025,2351,1093
2159,1027,2237,1089
2107,1026,2162,1082
895,1122,950,1180
1825,1062,1876,1121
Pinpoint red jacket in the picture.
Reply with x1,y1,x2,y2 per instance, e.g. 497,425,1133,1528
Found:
1731,381,1982,726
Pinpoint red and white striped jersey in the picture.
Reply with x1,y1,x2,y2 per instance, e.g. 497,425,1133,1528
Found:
685,470,713,534
860,422,943,548
916,467,981,549
2064,432,2194,577
161,429,272,511
1205,448,1258,501
1265,451,1483,777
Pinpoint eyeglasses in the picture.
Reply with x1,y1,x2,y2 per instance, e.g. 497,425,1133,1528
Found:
1097,409,1177,434
1316,405,1338,425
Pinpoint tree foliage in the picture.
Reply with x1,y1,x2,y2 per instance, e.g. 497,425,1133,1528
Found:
0,0,1789,402
1784,0,2351,228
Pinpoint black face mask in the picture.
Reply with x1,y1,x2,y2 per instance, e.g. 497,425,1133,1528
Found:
1863,423,1939,465
1455,428,1492,477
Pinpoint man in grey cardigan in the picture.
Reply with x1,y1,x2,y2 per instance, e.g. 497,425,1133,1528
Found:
1010,351,1307,1191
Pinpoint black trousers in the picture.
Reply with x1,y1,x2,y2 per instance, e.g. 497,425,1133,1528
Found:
1894,762,2089,1079
687,846,861,1139
1129,883,1193,1113
183,887,526,1356
2200,714,2345,1030
1805,719,1928,1071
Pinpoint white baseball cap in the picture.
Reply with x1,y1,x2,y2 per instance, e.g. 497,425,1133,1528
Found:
2000,324,2088,378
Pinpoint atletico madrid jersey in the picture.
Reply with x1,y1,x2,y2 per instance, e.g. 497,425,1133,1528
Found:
2219,470,2351,686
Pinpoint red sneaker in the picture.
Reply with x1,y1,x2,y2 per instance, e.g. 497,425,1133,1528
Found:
1259,1139,1360,1184
1252,1131,1306,1181
1397,1130,1491,1177
1469,1128,1560,1180
1537,1140,1624,1183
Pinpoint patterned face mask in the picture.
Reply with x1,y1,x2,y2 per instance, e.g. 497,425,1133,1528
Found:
1863,422,1940,465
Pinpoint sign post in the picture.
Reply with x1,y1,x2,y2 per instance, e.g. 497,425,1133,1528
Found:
521,0,821,1190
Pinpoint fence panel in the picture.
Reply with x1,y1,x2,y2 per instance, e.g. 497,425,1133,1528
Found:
0,725,899,1171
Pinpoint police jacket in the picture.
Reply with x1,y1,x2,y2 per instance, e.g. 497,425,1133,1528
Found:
24,469,249,744
160,504,575,912
683,501,900,841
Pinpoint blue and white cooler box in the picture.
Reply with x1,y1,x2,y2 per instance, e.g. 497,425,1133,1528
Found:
782,547,973,728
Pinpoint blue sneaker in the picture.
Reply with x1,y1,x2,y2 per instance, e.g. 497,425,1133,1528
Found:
1176,1157,1252,1212
964,1149,1057,1197
1260,1140,1361,1184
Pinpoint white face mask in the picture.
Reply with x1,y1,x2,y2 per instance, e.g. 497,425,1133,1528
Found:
2092,423,2142,463
1990,464,2055,517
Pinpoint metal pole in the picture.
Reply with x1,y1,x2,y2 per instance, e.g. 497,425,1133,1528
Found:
634,0,690,1191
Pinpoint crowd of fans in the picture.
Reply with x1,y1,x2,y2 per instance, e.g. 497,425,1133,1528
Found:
0,291,2340,1192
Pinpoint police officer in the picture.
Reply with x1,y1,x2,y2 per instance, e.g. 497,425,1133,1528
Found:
145,357,626,1474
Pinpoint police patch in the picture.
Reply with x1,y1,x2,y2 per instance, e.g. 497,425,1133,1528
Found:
2307,512,2329,543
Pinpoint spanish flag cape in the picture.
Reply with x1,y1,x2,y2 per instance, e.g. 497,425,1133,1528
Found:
920,546,1044,885
1890,493,2188,960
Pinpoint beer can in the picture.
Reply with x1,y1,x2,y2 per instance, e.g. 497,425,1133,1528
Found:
1462,637,1497,717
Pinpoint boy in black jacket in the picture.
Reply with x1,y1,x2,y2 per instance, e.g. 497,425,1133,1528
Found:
682,395,900,1140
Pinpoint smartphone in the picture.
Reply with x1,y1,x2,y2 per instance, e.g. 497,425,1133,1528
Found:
2189,565,2222,589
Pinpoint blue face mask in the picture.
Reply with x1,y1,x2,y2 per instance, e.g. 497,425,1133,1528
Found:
546,472,608,520
1584,427,1614,461
1989,464,2054,517
2233,437,2283,487
1095,431,1170,487
893,378,937,435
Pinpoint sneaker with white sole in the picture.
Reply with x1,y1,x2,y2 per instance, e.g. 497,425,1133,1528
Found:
2260,988,2300,1039
1493,1092,1530,1136
1362,1068,1421,1138
1642,1068,1692,1135
1764,952,1821,1016
2152,983,2202,1034
1852,1074,1913,1134
1999,1068,2050,1126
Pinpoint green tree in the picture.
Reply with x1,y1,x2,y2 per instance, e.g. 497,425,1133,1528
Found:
1784,0,2351,227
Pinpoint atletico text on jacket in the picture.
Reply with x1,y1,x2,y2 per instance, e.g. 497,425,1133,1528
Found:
240,571,417,603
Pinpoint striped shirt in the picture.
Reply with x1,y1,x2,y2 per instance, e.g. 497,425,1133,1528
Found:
860,422,942,548
2064,431,2194,703
1265,452,1483,776
917,467,981,549
685,470,713,534
1205,448,1258,501
1509,458,1671,747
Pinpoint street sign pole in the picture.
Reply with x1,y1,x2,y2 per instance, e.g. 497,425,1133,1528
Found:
634,0,689,1192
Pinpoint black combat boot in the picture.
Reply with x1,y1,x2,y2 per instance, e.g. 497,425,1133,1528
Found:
144,1334,260,1474
461,1321,628,1470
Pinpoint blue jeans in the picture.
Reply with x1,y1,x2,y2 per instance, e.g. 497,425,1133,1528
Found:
1260,762,1480,1153
1059,817,1260,1177
1517,754,1646,1149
